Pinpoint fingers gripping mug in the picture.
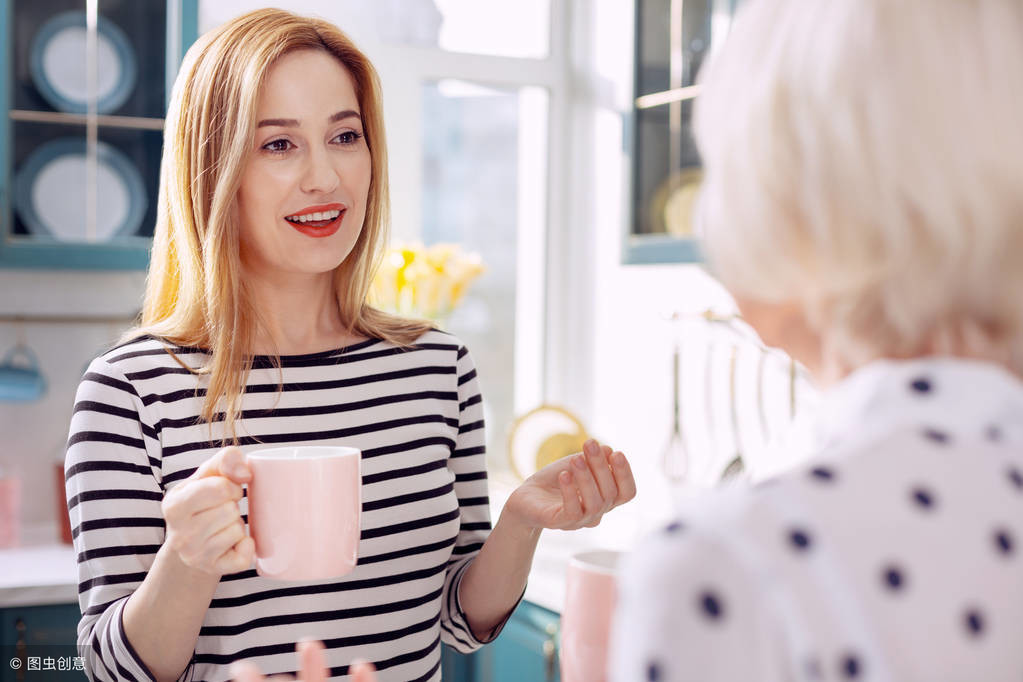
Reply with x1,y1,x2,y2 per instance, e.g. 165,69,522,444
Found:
246,446,361,581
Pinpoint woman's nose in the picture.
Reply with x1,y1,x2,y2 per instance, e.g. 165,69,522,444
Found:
300,147,340,195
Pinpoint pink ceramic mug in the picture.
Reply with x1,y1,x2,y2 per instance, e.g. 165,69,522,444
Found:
560,549,621,682
246,446,361,581
0,476,21,549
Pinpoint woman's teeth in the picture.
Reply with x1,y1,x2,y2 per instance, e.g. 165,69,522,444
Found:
286,209,342,223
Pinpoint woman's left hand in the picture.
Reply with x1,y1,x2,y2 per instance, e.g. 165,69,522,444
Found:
503,439,636,532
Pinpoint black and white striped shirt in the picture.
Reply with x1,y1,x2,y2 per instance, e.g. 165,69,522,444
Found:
65,330,494,682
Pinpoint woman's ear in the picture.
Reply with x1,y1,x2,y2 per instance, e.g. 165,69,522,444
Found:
733,295,823,380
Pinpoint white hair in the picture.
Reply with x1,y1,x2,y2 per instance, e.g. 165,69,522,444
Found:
694,0,1023,370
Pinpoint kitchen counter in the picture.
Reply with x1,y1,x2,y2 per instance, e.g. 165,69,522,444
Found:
0,534,581,613
0,525,78,608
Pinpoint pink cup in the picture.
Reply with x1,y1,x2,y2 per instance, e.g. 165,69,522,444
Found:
0,476,21,548
560,549,621,682
246,446,361,581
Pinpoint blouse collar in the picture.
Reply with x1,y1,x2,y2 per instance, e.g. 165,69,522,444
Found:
810,356,1023,453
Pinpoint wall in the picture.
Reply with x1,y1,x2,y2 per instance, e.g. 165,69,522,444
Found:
0,270,145,539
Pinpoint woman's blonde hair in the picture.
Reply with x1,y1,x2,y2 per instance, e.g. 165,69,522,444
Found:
694,0,1023,372
134,8,431,440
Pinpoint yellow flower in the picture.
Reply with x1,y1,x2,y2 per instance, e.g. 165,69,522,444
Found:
369,242,485,323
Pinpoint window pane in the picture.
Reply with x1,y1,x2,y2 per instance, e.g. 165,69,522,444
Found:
421,80,548,470
373,0,550,58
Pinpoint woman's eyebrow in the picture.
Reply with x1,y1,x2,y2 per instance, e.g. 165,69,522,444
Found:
256,110,362,128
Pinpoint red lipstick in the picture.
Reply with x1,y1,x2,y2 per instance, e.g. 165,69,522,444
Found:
284,202,346,238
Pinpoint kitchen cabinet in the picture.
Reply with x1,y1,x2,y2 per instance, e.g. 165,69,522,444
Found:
0,602,559,682
0,602,83,681
2,600,560,682
625,0,744,264
442,600,561,682
0,0,198,270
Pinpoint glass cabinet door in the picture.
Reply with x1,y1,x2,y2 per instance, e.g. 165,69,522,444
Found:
0,0,197,269
625,0,742,264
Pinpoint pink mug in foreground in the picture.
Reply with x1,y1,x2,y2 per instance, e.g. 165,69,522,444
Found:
560,549,621,682
246,446,361,581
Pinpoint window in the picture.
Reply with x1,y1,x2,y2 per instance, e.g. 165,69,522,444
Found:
370,0,550,58
420,81,549,467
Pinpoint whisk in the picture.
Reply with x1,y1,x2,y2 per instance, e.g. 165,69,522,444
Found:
661,341,689,483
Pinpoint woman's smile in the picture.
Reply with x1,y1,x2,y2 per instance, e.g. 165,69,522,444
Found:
283,202,347,237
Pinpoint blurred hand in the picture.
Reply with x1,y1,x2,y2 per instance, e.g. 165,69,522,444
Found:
503,439,637,531
161,445,254,576
230,641,377,682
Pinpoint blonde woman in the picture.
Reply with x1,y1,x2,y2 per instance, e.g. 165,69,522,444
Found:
65,9,635,682
612,0,1023,680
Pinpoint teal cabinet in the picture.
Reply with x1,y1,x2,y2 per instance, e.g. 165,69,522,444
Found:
0,602,84,681
442,601,561,682
0,0,198,270
3,600,559,681
625,0,746,264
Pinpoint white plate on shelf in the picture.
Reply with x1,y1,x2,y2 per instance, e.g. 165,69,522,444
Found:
30,10,137,114
13,137,148,242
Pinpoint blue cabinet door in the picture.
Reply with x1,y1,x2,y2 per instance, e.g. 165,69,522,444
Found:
0,602,84,681
441,642,476,681
441,601,560,682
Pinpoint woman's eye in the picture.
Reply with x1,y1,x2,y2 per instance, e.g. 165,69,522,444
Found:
335,131,363,145
263,138,292,153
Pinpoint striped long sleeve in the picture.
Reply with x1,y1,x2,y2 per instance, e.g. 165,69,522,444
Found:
437,344,499,651
64,330,496,682
66,357,165,682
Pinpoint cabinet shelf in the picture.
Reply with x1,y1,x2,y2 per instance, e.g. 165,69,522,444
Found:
9,109,164,131
635,84,701,110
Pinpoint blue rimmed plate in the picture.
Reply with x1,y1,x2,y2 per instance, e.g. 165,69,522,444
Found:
13,137,148,242
30,11,138,115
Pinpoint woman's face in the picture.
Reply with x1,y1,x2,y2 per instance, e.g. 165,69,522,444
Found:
237,49,372,282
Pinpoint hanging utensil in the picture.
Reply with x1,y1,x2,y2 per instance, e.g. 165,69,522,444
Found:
704,339,717,468
720,345,745,482
756,348,770,445
789,356,798,420
661,340,689,483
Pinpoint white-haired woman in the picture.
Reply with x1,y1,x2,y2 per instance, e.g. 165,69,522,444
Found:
64,9,635,682
611,0,1023,680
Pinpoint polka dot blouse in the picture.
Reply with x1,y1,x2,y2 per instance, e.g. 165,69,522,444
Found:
610,358,1023,681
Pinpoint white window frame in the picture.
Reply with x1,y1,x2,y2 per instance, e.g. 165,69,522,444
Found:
363,1,575,422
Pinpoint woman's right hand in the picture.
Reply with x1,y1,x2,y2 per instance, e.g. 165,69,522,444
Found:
161,446,255,576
